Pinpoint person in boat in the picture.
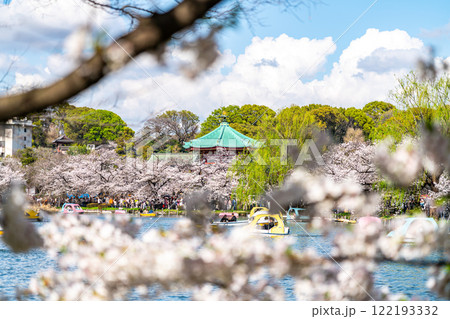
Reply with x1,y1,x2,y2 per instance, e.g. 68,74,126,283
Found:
268,217,275,229
220,215,229,223
263,216,270,230
229,214,237,222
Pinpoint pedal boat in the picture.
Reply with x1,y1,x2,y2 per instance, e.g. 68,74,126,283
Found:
211,212,248,227
387,217,438,243
286,207,310,221
61,203,84,214
25,209,44,222
248,207,269,218
140,210,156,217
245,212,289,236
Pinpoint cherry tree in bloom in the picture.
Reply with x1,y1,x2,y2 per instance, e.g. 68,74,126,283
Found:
320,141,378,190
30,150,125,198
132,158,187,199
28,148,237,203
187,150,237,204
429,171,450,200
0,158,24,193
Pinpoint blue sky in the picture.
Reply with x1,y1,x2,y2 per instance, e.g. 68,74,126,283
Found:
218,0,450,75
0,0,449,130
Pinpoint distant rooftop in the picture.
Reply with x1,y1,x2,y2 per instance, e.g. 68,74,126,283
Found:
52,135,75,144
183,121,260,151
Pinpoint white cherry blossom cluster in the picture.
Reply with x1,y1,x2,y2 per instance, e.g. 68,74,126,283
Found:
0,183,43,253
375,137,422,187
375,125,450,189
321,141,378,189
29,149,236,202
0,158,24,193
0,176,447,300
27,214,295,300
269,167,380,219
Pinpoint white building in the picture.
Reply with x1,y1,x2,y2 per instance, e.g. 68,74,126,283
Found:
0,118,33,157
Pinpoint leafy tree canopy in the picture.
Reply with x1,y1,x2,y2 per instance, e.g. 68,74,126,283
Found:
30,103,134,147
198,104,275,138
140,109,199,153
363,101,396,122
63,107,133,144
67,144,91,156
15,147,37,166
263,105,315,140
389,71,450,136
309,105,349,142
342,107,374,136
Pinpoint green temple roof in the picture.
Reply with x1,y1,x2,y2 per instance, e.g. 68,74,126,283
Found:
183,122,260,150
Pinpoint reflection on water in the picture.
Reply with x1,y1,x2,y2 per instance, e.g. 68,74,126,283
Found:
0,217,444,300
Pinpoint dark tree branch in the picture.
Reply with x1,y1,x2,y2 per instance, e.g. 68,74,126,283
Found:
0,0,222,121
83,0,158,17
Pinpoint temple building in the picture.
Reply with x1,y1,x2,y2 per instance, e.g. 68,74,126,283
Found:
52,135,75,153
0,118,33,157
183,120,260,156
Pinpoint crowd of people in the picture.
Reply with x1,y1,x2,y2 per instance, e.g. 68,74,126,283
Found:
33,194,185,212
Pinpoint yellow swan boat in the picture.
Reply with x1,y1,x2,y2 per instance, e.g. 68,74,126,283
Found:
248,206,269,218
25,209,44,222
140,211,156,217
245,212,290,236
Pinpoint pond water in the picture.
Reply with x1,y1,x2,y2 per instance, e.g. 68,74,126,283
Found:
0,216,445,300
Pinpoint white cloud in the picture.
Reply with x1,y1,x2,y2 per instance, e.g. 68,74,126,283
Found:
87,29,429,129
5,19,446,131
10,72,45,93
302,29,426,107
0,0,128,90
0,0,125,51
217,34,336,101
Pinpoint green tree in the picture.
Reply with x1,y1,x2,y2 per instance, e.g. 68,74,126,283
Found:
266,105,315,139
31,118,48,147
63,107,132,144
115,127,136,155
230,104,276,138
363,101,396,123
67,144,90,156
368,108,429,142
198,105,242,136
343,107,374,137
231,105,316,206
140,109,199,152
15,147,37,166
198,104,275,138
309,105,349,142
232,139,294,206
390,71,450,136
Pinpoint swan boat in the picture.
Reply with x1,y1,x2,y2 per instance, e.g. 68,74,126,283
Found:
245,212,290,236
387,217,438,243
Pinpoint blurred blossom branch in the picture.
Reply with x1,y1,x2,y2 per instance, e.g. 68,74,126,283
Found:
0,183,43,253
0,0,223,121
